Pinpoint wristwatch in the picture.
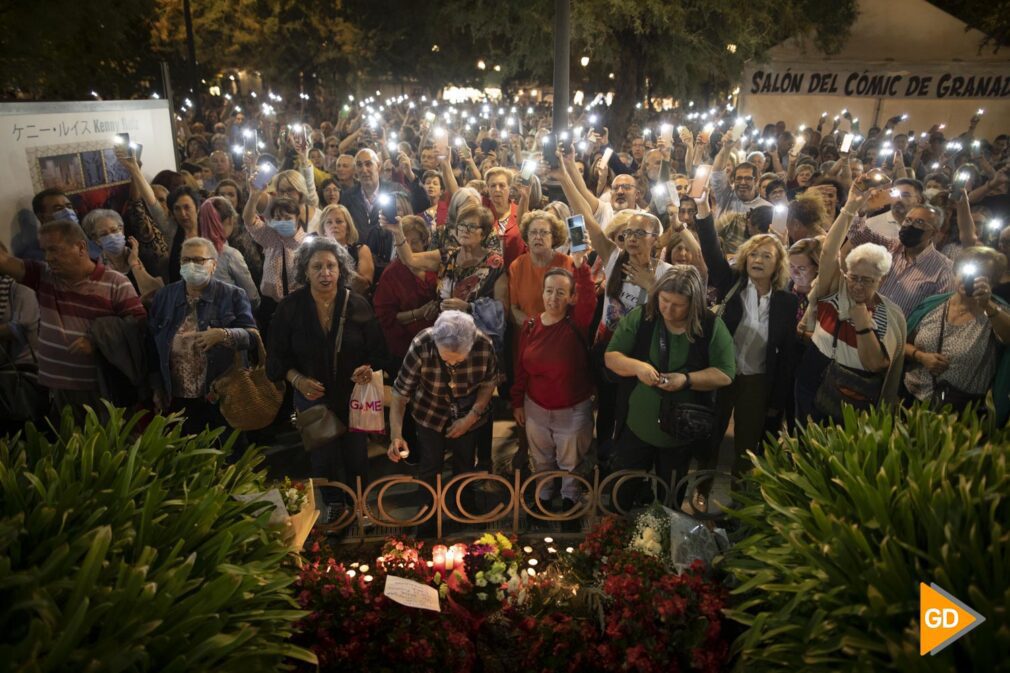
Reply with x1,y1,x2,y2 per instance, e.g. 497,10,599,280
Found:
682,372,693,391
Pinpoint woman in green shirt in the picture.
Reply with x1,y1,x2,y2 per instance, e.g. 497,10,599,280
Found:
605,266,736,509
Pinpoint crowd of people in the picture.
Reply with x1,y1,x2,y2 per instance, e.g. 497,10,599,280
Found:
3,91,1009,521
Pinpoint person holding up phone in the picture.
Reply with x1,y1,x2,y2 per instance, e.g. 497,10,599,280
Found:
903,247,1010,421
711,131,772,256
512,258,596,517
553,148,672,457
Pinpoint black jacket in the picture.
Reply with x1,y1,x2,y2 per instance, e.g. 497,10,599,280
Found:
339,180,408,243
696,215,799,410
266,286,388,422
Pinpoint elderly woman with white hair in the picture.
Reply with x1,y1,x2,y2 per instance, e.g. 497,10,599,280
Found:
386,310,500,530
148,236,257,439
81,208,164,299
796,183,908,423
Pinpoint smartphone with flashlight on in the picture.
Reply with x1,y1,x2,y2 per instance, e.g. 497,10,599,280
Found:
114,133,133,157
689,164,712,200
567,215,588,252
600,146,614,168
251,162,276,191
961,262,978,297
377,193,398,223
243,129,259,157
840,133,854,154
951,170,972,202
519,158,537,184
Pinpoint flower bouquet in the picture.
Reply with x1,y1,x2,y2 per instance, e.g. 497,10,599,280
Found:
235,477,318,551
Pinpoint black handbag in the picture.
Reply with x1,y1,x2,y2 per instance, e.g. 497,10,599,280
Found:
814,318,887,419
655,317,717,442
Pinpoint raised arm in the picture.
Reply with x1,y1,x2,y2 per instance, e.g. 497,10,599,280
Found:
711,132,736,174
387,218,442,272
692,196,733,296
563,150,601,215
556,153,615,262
814,184,869,303
954,188,979,248
440,154,459,197
0,244,26,282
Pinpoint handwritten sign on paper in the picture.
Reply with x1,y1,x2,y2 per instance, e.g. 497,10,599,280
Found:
384,575,441,612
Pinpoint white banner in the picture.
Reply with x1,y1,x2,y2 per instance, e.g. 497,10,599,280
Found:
0,100,176,253
744,62,1010,100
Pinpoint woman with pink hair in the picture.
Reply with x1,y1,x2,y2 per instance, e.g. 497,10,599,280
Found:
198,197,260,308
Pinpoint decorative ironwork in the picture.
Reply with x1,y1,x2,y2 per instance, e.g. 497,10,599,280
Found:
314,467,732,540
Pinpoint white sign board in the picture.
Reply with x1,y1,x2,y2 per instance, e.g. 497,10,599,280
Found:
0,100,177,254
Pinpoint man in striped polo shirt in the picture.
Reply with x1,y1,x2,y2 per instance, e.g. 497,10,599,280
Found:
0,220,145,422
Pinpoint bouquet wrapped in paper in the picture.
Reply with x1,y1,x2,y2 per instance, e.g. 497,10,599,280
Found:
628,502,728,572
236,478,319,551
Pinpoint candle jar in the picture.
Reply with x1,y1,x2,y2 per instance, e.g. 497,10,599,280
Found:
432,544,447,576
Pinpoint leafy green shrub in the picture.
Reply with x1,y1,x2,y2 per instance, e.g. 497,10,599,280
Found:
0,406,316,671
722,404,1009,672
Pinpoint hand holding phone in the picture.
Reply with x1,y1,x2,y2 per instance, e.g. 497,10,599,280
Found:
689,164,712,200
567,215,588,252
251,163,276,191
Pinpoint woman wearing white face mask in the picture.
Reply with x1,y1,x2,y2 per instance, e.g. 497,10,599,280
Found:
245,164,307,330
148,237,257,443
81,208,163,300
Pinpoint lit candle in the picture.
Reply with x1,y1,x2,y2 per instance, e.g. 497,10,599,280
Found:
543,537,553,544
523,546,533,554
451,543,468,562
432,545,447,575
445,547,455,572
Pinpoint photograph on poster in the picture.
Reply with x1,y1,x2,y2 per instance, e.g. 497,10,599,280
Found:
81,150,106,188
38,152,85,193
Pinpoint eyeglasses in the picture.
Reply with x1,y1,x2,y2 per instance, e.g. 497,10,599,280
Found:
457,222,483,233
613,183,637,192
845,274,879,286
621,228,656,240
181,256,213,265
527,229,551,239
734,176,756,183
902,218,931,229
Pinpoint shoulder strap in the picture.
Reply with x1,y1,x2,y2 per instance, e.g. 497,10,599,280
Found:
714,278,745,318
331,289,350,379
563,312,590,352
630,311,658,368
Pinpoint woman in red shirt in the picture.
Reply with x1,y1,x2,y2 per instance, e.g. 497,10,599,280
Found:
512,254,595,510
373,216,439,361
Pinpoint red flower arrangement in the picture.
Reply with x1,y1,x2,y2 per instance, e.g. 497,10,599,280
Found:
294,515,730,673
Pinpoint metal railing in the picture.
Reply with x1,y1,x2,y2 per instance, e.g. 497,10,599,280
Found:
315,467,728,540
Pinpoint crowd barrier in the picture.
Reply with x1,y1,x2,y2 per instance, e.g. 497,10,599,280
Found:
314,467,729,540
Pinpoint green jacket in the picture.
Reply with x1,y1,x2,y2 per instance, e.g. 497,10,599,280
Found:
906,293,1010,426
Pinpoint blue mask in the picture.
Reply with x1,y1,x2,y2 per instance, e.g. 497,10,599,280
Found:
98,232,126,256
269,219,297,237
52,207,79,225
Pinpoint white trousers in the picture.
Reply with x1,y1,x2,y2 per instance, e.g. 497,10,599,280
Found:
523,396,594,501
